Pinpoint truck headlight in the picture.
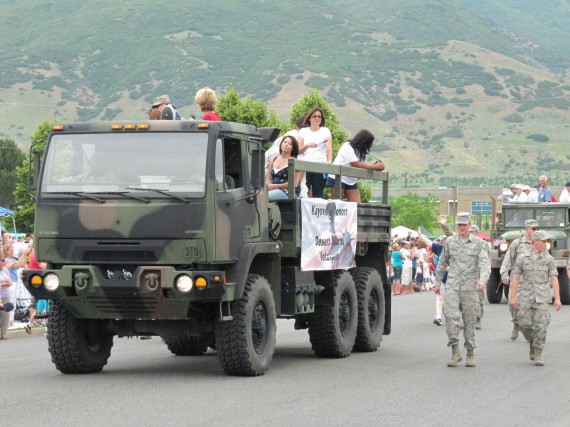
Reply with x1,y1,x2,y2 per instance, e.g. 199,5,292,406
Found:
499,242,509,253
44,273,60,292
176,275,193,293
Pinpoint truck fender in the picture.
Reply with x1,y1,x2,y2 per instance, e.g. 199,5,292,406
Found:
226,242,282,299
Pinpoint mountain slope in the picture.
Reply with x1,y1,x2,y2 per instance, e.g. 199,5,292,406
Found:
0,0,568,187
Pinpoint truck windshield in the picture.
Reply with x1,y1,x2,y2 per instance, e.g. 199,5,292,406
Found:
503,206,567,228
41,132,208,198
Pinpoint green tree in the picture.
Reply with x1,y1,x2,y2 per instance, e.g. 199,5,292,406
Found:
289,88,348,156
0,138,25,209
217,87,287,133
390,193,440,231
14,120,54,231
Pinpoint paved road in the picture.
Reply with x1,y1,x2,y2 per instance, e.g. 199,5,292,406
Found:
3,292,570,427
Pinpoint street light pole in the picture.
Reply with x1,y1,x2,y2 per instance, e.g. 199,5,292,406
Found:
452,186,458,228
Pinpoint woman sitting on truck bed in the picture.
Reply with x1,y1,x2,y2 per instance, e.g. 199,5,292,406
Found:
266,135,302,200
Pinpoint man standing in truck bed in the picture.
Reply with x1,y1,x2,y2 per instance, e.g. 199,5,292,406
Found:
433,212,490,368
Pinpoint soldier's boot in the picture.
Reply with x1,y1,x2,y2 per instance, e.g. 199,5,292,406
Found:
447,344,462,367
511,325,519,340
475,319,481,330
529,344,535,361
534,349,544,366
466,350,476,367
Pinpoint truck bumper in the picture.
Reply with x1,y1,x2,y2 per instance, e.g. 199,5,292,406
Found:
21,266,233,320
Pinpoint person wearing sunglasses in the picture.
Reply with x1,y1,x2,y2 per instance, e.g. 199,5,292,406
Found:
297,107,332,198
500,219,538,341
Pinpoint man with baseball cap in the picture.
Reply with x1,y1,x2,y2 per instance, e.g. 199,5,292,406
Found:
511,184,529,203
509,230,561,366
433,212,490,367
523,184,537,203
150,94,181,120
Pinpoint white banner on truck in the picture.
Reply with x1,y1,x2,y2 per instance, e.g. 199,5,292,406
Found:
300,198,357,271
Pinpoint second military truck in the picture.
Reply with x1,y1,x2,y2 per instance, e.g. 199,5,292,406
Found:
22,120,392,376
488,201,570,305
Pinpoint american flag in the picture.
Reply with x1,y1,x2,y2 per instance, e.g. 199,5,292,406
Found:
493,236,506,247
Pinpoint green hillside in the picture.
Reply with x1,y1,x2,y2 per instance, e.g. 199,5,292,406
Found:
0,0,568,187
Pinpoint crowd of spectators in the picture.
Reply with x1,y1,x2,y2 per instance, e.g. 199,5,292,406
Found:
389,230,443,296
0,231,46,340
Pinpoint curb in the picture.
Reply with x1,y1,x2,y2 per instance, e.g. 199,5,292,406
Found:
6,325,46,340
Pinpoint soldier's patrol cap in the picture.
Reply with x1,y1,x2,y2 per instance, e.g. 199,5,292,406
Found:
456,212,471,225
152,95,170,107
469,225,479,232
525,219,539,228
531,231,550,241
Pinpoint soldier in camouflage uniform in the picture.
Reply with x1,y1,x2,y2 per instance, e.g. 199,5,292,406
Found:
434,213,490,367
469,224,488,330
509,231,561,366
500,219,537,340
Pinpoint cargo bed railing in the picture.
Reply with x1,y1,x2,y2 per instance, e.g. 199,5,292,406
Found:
284,159,389,202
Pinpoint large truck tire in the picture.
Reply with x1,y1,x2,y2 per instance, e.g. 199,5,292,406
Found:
48,300,113,374
215,274,276,376
165,336,212,356
351,267,385,352
486,269,503,304
558,268,570,305
308,271,357,358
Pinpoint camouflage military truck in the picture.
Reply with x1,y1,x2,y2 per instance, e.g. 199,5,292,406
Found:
22,120,391,376
488,202,570,305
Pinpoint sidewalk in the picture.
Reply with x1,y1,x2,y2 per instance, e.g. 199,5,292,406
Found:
6,320,46,339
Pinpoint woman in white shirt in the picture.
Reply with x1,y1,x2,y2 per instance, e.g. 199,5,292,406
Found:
297,107,333,198
325,129,385,202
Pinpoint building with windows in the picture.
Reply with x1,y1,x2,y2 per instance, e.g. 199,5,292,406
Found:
372,185,566,226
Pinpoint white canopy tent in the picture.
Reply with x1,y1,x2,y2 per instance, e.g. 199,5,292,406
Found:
391,225,419,239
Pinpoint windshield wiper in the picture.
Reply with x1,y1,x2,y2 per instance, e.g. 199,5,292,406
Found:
93,192,150,203
45,192,105,204
125,187,189,203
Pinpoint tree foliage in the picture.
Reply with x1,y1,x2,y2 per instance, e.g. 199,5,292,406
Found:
217,87,287,132
14,120,53,231
390,193,440,230
0,138,25,209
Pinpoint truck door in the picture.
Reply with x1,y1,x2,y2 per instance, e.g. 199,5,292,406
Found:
213,136,260,260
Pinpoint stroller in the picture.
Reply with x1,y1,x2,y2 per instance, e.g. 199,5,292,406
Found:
14,297,32,321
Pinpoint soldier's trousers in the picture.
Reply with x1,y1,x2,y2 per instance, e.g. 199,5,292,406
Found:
477,289,485,321
443,289,479,350
517,302,551,349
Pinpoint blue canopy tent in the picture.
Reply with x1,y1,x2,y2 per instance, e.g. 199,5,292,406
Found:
0,206,17,236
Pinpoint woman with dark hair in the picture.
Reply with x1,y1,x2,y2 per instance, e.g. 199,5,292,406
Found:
297,107,332,198
265,115,306,170
325,129,385,202
266,135,302,200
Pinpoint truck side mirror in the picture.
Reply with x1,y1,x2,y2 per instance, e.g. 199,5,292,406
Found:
32,151,41,189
